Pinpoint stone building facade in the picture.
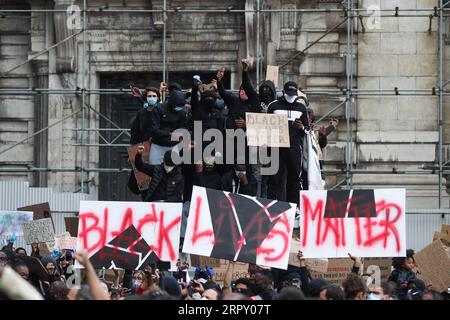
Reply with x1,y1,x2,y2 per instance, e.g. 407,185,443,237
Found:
0,0,449,209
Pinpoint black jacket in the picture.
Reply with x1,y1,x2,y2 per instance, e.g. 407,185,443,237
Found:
192,171,223,190
267,96,310,148
191,84,227,133
134,153,184,202
150,91,188,147
221,170,257,196
216,79,261,129
130,107,155,145
241,70,277,111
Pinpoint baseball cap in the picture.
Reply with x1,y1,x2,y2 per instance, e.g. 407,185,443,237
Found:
283,81,298,96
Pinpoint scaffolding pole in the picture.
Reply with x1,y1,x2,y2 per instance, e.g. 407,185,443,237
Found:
438,0,444,210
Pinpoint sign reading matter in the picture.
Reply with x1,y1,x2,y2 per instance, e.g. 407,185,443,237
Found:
0,211,33,238
300,189,406,258
183,186,296,270
246,113,290,148
22,218,55,244
76,201,182,270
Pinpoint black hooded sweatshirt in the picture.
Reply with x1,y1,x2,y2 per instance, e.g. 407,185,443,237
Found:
241,70,277,111
149,90,188,146
216,78,261,130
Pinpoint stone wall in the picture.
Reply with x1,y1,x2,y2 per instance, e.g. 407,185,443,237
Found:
0,0,448,207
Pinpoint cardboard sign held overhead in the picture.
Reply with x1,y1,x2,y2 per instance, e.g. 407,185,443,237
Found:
441,224,450,243
246,113,290,148
64,217,79,237
22,218,55,244
414,239,450,292
266,65,279,87
17,202,54,227
76,201,182,270
128,141,151,192
55,233,77,250
0,211,33,238
300,189,406,258
183,186,297,270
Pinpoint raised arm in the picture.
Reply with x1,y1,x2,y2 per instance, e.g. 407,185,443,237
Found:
241,59,259,107
134,146,156,177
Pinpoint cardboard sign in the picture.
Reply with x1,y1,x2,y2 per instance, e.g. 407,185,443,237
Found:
266,65,279,87
288,237,328,272
76,201,182,270
415,239,450,292
190,255,222,268
17,202,54,229
212,260,250,287
128,141,151,191
0,211,33,238
55,233,77,250
300,189,406,258
22,218,55,244
182,186,297,270
246,113,290,148
309,258,354,286
65,217,79,237
441,224,450,243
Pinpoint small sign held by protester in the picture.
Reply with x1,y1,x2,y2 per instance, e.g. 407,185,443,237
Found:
22,218,55,244
266,65,279,87
246,112,290,148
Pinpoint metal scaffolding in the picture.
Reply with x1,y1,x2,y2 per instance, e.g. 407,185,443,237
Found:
0,1,448,210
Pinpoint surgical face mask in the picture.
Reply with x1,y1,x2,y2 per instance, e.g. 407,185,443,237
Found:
132,279,142,289
367,293,382,300
164,164,175,173
284,93,297,104
147,97,158,106
174,105,184,112
192,292,202,300
201,297,209,300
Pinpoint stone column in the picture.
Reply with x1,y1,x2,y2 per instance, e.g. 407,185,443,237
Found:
32,60,49,186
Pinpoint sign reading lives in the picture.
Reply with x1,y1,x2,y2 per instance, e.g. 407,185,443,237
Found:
245,113,290,148
76,201,182,270
183,186,296,270
300,189,406,258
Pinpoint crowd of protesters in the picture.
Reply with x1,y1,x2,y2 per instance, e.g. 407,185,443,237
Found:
1,239,448,300
1,59,447,301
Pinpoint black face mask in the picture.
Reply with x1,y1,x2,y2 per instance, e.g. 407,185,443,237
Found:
204,165,215,172
203,98,216,109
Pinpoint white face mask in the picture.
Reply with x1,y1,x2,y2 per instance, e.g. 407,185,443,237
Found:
201,297,208,300
192,292,202,300
284,93,297,104
164,164,175,173
235,170,246,178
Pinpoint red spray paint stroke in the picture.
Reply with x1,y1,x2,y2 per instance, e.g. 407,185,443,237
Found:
301,194,324,247
261,229,289,262
155,210,181,262
321,217,342,247
78,208,109,255
255,212,291,263
111,207,134,251
137,203,159,251
340,217,346,246
191,196,214,245
363,201,402,252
